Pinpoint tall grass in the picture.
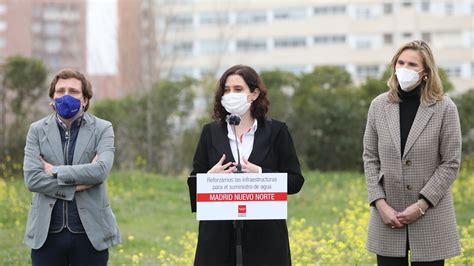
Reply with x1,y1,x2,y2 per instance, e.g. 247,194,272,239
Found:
1,161,473,265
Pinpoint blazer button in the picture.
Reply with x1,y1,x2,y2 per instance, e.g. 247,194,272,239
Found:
405,160,412,166
406,185,412,190
49,203,54,208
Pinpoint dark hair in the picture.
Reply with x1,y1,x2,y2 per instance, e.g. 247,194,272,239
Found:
213,65,269,122
48,69,93,111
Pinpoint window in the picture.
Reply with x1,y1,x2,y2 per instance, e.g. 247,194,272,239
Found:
274,37,306,48
421,32,431,43
0,4,7,15
172,41,193,54
442,65,462,78
199,40,228,54
166,14,193,28
383,3,393,14
383,33,393,45
420,1,430,12
42,5,80,21
236,11,266,24
354,6,372,19
236,39,267,51
32,22,42,33
273,65,307,74
445,2,454,16
44,22,62,36
0,21,6,32
169,68,194,80
471,62,474,78
0,37,5,49
273,8,306,20
313,35,346,45
434,31,462,48
313,5,346,15
356,65,379,79
48,55,61,70
402,32,412,38
45,39,62,53
161,0,193,4
200,13,228,25
402,1,412,7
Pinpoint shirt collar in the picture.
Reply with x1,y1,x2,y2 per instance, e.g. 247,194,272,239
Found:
55,113,84,129
226,118,258,140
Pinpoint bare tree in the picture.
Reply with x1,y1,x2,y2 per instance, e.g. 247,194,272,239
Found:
141,0,159,171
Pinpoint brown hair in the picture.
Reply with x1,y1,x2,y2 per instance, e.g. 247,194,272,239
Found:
387,40,444,105
213,65,269,122
49,69,93,111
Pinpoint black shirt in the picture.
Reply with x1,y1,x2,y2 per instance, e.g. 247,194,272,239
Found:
399,83,422,157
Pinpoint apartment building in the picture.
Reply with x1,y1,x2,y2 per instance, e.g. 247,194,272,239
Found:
0,0,86,72
150,0,473,92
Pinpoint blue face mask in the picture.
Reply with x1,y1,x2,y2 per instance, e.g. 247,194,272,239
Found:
54,95,82,119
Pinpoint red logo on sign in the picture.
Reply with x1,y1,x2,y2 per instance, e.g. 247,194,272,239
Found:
238,205,246,214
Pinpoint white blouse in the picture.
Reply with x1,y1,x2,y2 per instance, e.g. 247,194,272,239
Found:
226,119,259,170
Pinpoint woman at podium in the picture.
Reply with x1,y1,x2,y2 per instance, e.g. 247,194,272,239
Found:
190,65,304,265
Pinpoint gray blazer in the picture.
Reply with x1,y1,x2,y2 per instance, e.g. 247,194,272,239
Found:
363,92,461,261
23,112,121,251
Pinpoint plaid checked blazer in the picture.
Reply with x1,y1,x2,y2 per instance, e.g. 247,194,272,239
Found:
363,92,461,261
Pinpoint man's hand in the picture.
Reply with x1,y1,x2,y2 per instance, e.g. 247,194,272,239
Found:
74,155,100,192
375,199,404,228
76,184,94,192
40,157,54,176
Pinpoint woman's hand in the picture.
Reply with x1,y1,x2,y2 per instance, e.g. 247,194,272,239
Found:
208,154,236,173
241,157,261,173
375,199,404,229
396,199,428,225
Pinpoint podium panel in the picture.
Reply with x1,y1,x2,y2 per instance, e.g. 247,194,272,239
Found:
195,173,287,220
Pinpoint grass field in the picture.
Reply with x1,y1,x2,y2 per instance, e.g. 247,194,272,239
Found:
1,167,473,265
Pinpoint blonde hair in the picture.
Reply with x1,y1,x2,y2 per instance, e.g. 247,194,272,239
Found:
387,40,444,105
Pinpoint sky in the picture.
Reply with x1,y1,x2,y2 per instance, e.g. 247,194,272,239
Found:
86,0,118,75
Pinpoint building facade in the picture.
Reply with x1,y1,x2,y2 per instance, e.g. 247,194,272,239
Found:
150,0,474,92
0,0,86,72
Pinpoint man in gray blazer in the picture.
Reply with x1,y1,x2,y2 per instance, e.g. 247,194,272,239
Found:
23,69,121,265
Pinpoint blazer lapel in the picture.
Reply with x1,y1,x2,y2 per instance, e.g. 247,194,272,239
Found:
402,104,434,158
384,103,402,159
210,122,235,163
73,113,94,164
43,115,65,165
248,118,272,165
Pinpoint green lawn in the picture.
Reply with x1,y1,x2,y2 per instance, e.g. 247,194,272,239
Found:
1,170,473,265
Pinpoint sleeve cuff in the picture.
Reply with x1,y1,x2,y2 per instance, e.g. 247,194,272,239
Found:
419,194,433,208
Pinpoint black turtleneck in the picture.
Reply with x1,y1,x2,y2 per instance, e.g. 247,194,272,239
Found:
399,83,422,157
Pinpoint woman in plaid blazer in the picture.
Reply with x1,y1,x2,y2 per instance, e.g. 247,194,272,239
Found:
363,40,461,265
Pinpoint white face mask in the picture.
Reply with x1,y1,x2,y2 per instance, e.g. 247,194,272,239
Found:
395,68,423,91
221,92,251,116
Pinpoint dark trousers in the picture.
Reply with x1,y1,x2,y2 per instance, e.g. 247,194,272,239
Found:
31,230,108,266
377,255,444,266
377,230,444,266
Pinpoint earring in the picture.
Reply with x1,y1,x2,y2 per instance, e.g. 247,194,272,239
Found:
423,75,428,81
